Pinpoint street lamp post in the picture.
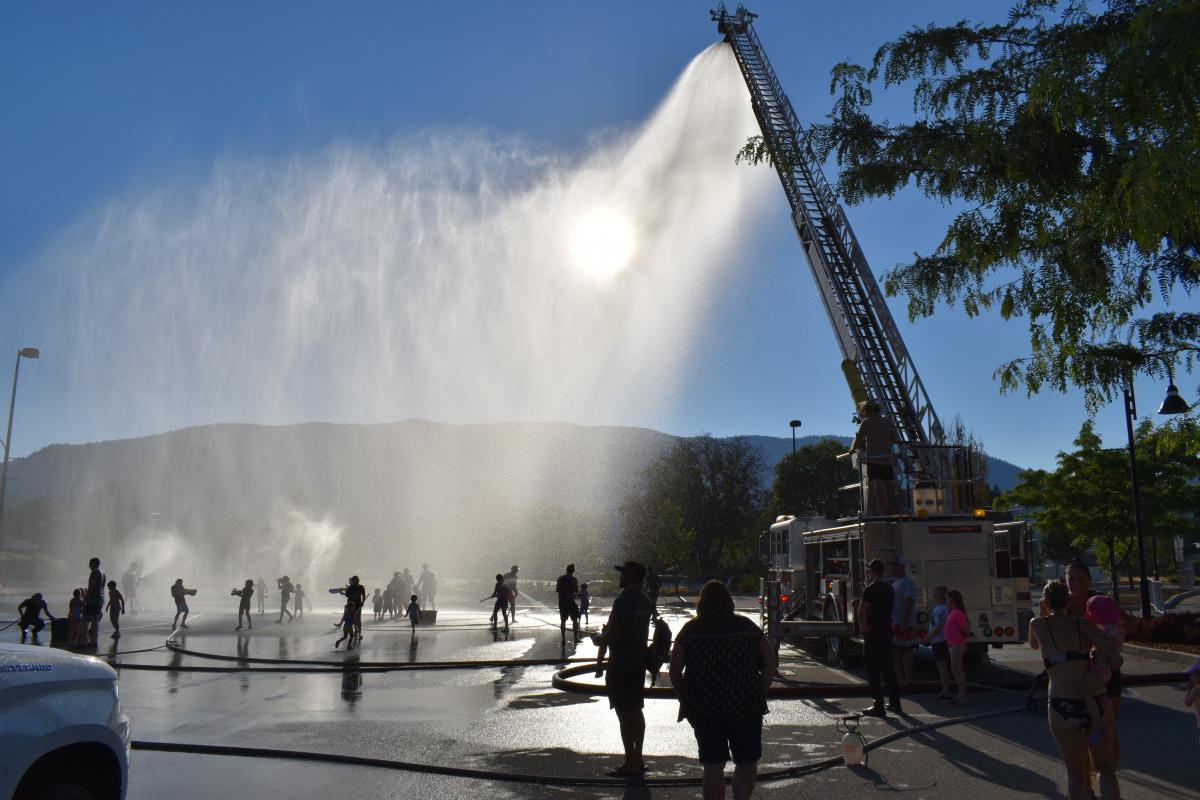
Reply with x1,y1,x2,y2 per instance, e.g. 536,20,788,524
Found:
0,347,41,548
1124,376,1192,619
1122,380,1152,619
789,419,801,459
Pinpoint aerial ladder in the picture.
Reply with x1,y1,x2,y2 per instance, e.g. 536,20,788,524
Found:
713,5,1034,658
712,3,948,498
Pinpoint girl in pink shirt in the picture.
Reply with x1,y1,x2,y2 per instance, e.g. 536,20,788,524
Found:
945,589,971,705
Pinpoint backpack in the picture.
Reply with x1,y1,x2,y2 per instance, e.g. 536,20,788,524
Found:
646,617,672,672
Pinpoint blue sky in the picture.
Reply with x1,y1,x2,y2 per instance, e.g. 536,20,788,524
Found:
1,2,1189,470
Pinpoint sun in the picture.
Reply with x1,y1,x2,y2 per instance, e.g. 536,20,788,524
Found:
567,207,637,281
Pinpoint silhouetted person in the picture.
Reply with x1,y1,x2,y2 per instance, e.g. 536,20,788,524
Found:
555,563,581,643
256,576,267,614
294,583,307,618
233,579,254,630
669,580,775,799
17,592,53,641
486,573,510,631
333,576,366,638
105,580,125,639
579,583,591,625
405,594,422,631
121,562,142,613
647,568,662,620
595,560,654,776
851,399,899,515
171,578,196,629
334,600,357,650
84,557,106,646
417,564,437,611
858,559,901,717
67,589,85,645
398,568,414,616
373,588,384,620
276,575,294,623
502,565,519,621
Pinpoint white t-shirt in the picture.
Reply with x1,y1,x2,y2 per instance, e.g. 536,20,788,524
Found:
891,575,917,643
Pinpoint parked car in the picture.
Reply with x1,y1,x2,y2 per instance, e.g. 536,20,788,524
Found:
0,642,130,799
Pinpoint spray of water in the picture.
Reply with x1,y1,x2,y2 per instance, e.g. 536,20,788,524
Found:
18,45,774,578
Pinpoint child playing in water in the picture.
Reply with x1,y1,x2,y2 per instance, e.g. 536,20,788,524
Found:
233,579,254,630
579,583,590,625
68,588,85,646
486,574,509,631
372,588,384,620
1082,594,1125,742
334,600,357,650
405,594,422,631
293,584,307,618
105,580,125,639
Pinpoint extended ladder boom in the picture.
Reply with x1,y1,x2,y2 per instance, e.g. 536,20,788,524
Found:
712,4,945,465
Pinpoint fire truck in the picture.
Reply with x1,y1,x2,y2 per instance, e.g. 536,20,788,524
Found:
710,5,1034,662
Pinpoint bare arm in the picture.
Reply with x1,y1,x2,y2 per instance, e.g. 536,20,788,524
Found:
668,639,685,695
858,599,872,635
1028,620,1041,651
1078,618,1119,651
758,635,777,694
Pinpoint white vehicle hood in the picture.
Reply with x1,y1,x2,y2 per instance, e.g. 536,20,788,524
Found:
0,642,117,687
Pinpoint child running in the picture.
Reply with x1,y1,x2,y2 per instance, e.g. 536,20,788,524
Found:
373,588,384,621
405,594,422,631
334,600,357,650
1082,594,1125,743
294,584,307,618
105,580,125,639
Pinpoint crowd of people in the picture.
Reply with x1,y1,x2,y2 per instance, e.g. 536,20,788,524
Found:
12,552,1196,798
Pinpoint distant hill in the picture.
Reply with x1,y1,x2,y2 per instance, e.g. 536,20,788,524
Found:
744,434,1025,492
3,421,1027,583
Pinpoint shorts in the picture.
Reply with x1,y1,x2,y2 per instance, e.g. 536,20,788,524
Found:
866,463,894,480
931,641,950,663
892,641,917,653
559,601,579,623
688,716,764,765
175,599,189,614
1106,668,1123,699
83,600,103,621
605,667,646,711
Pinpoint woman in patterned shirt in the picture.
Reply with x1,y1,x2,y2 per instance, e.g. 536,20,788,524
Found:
669,581,776,799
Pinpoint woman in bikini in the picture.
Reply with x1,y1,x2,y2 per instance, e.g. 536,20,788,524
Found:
1029,580,1120,800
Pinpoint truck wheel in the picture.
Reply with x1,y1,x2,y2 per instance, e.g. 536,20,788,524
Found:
824,600,845,668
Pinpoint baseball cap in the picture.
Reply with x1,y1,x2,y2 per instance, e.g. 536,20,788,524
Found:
614,560,647,582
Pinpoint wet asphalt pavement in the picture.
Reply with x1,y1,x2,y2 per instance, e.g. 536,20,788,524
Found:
5,590,1196,799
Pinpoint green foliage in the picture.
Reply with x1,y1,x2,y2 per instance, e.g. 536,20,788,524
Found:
619,435,766,573
997,418,1200,587
742,0,1200,419
768,438,858,519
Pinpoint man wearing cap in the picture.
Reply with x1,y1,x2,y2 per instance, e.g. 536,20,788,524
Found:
851,399,898,515
596,560,654,776
555,563,581,644
890,557,917,686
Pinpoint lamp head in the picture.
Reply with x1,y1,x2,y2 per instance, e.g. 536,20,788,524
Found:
789,419,801,429
1158,384,1190,415
18,348,39,359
